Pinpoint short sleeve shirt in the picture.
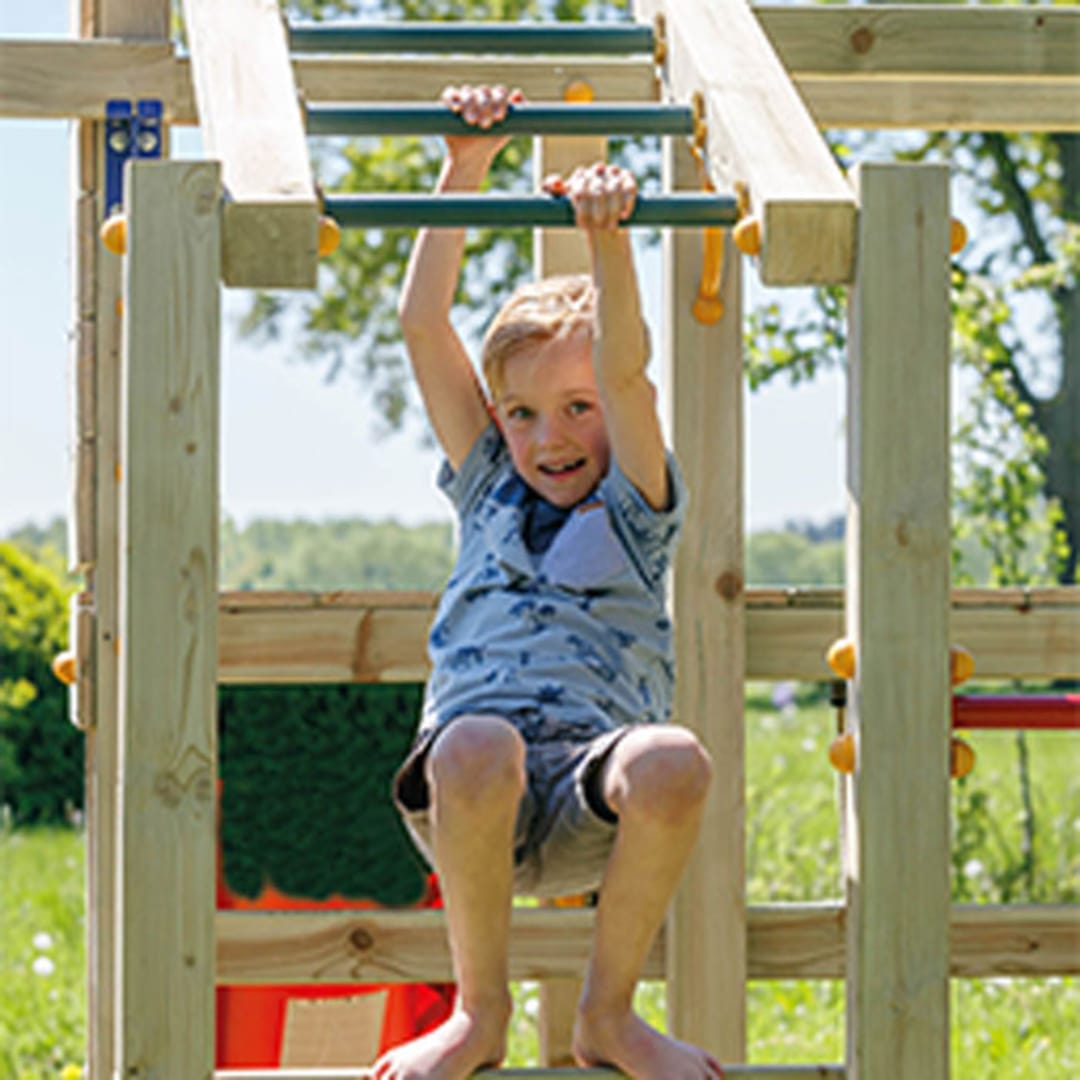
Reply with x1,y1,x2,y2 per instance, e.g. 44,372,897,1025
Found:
420,423,686,738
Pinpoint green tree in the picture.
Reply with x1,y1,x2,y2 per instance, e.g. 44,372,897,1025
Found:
252,1,1075,586
0,543,81,824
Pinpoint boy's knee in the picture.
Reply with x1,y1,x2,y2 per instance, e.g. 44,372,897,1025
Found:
427,715,526,807
609,727,712,821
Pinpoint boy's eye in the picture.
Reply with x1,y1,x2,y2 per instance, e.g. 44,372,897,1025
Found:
568,400,592,416
508,406,533,422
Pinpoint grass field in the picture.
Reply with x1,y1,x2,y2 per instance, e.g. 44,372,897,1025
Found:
2,696,1077,1078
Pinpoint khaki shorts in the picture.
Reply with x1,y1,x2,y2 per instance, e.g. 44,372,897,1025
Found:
393,710,631,899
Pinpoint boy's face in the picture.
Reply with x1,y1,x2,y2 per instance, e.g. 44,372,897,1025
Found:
494,329,611,508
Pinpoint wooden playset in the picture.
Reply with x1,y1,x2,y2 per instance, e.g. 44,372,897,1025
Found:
3,1,1078,1076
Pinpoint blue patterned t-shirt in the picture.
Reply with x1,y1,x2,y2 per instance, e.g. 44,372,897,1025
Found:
420,423,686,738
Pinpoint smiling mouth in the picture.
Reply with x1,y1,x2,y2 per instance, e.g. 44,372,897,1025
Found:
539,459,586,477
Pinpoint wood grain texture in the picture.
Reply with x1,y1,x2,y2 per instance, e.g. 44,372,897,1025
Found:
664,138,746,1060
214,589,1080,683
117,159,221,1078
215,905,1079,984
636,0,856,285
181,0,318,287
843,163,952,1080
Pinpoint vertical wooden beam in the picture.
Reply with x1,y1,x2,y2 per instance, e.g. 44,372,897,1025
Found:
664,138,746,1061
532,130,607,1068
844,163,951,1080
115,160,221,1077
73,4,172,1077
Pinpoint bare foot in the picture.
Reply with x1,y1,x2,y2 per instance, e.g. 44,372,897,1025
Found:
574,1005,725,1080
373,1000,510,1080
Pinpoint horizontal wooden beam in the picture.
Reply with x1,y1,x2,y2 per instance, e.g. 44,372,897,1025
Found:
181,0,318,289
756,4,1080,80
216,904,1079,985
3,37,1077,132
215,588,1080,684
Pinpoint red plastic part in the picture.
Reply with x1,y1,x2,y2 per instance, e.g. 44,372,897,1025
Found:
952,694,1080,732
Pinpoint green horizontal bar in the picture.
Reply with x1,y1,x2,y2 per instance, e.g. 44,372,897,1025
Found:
323,194,738,229
288,21,654,55
306,104,694,138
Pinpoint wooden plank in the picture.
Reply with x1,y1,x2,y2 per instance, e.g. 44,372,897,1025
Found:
94,0,170,38
636,0,855,285
5,40,1078,132
0,43,657,121
843,163,952,1080
756,4,1080,80
213,591,1080,684
215,905,1080,984
664,138,746,1060
180,0,318,288
531,129,606,1069
116,159,221,1078
799,77,1080,135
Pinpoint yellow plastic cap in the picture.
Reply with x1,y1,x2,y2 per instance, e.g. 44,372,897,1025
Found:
100,214,127,256
826,637,856,680
52,651,77,686
827,733,856,774
733,217,761,257
318,215,341,258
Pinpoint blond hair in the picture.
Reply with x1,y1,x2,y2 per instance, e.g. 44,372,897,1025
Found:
481,274,596,398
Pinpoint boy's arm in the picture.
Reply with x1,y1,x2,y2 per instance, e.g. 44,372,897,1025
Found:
590,228,669,511
398,86,521,470
547,164,669,510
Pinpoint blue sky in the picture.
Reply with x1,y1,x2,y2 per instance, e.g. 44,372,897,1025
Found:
0,1,845,539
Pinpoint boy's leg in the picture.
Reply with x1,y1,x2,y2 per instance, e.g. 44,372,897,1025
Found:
573,725,725,1079
375,714,525,1080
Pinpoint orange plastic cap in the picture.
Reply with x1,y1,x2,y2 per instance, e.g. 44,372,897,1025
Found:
52,651,77,686
563,80,595,104
950,645,975,687
318,216,341,258
692,295,724,324
950,218,968,256
100,214,127,256
826,637,856,680
950,737,976,779
733,217,761,257
827,733,856,774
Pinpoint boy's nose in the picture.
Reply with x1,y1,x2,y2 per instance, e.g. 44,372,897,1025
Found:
536,413,567,446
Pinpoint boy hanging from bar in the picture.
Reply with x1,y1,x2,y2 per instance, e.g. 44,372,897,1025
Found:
376,84,723,1080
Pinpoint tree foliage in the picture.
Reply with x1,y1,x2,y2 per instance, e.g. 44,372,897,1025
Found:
0,543,80,824
253,1,1077,588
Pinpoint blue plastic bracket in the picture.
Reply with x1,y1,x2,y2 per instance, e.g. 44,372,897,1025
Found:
104,99,164,218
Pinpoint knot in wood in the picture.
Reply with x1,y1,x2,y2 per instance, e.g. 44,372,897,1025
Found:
714,571,743,601
349,926,375,953
850,27,874,55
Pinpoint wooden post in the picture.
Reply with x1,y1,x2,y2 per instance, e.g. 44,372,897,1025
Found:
532,130,608,1068
844,162,952,1080
664,137,746,1061
115,159,221,1077
72,4,172,1077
